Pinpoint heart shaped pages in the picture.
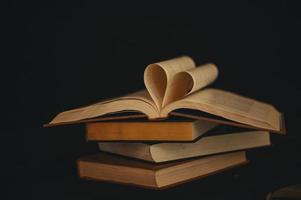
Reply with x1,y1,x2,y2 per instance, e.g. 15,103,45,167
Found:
144,56,219,110
47,56,283,133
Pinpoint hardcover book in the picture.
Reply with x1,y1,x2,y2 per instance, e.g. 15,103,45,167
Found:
86,119,217,141
98,130,270,162
78,151,248,189
47,56,285,133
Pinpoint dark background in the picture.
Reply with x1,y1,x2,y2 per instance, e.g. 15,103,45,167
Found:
2,1,301,199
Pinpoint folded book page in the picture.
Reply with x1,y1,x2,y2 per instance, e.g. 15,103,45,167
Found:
162,63,218,107
144,56,195,109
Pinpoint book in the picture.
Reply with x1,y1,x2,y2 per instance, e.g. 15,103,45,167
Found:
86,119,218,141
98,130,270,162
47,56,284,133
77,151,248,189
266,185,301,200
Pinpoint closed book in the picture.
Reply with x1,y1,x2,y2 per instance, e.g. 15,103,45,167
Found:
86,119,217,141
98,130,270,162
77,151,248,189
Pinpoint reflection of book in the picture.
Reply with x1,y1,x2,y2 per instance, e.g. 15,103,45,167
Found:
98,130,270,162
48,56,284,133
87,119,218,141
78,151,248,189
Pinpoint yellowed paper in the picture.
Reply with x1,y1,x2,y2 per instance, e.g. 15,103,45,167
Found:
162,63,218,107
162,88,280,130
144,56,195,109
49,56,282,132
50,90,157,124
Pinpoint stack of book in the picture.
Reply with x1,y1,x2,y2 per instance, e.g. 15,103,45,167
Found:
46,56,285,189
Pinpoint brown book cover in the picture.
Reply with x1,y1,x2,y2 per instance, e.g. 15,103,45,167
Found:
86,119,218,141
77,151,248,189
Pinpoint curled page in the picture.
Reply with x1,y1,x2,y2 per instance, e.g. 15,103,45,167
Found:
162,63,218,107
144,56,195,109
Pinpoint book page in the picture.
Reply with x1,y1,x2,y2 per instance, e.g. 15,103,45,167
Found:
49,90,158,124
162,88,281,131
162,63,218,107
144,56,195,109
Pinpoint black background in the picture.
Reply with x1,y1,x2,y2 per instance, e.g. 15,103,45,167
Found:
2,1,301,199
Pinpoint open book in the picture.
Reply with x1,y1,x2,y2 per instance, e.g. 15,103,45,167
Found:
48,56,284,133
